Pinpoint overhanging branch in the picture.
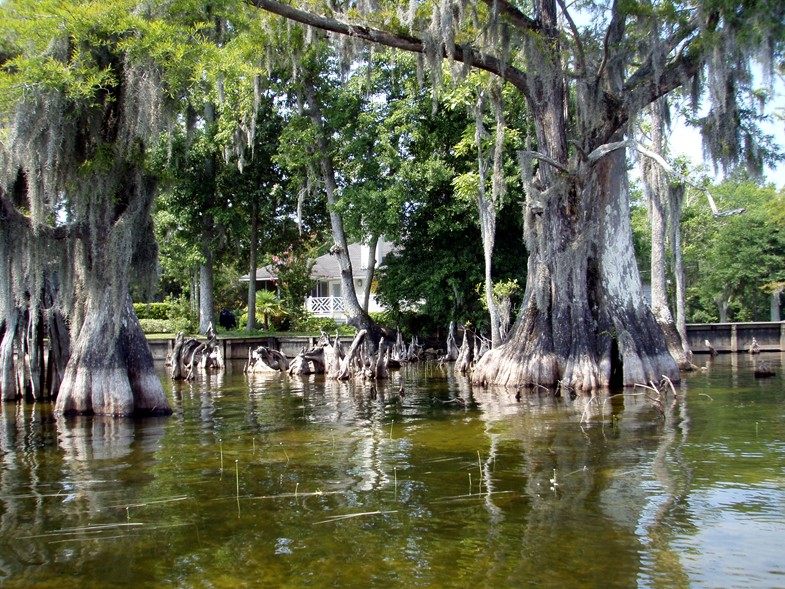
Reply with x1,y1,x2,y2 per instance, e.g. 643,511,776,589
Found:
0,193,83,240
480,0,541,34
249,0,531,94
633,142,744,217
517,149,570,174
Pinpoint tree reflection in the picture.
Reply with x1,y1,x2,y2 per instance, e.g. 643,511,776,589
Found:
6,358,780,587
0,406,167,587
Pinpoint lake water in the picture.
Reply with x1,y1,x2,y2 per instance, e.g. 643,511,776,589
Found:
1,353,784,588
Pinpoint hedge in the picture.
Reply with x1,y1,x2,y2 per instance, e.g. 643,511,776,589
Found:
133,302,169,320
138,318,192,334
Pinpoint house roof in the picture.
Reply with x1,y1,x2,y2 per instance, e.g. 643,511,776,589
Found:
241,241,395,283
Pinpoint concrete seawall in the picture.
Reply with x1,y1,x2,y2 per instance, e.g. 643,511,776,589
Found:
686,322,785,354
147,321,785,361
147,335,356,362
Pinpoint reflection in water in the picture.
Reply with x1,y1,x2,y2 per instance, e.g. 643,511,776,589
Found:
633,380,693,588
0,354,783,588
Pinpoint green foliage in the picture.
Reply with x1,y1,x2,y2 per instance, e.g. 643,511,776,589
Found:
138,317,192,335
133,302,169,320
683,178,785,321
253,289,287,330
475,279,521,311
133,294,196,333
163,294,198,333
365,67,527,335
289,314,355,335
266,236,319,323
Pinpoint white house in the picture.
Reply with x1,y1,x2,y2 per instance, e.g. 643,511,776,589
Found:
241,241,394,322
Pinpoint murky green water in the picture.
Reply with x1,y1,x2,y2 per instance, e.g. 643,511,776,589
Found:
1,353,784,588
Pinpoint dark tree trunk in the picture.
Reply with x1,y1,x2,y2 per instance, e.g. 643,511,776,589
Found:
24,305,46,400
45,305,70,399
303,76,383,360
54,293,170,416
247,200,259,331
361,235,379,313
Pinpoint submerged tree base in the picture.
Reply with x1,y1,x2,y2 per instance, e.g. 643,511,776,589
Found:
55,294,171,417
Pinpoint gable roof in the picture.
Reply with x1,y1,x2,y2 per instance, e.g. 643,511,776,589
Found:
241,241,395,283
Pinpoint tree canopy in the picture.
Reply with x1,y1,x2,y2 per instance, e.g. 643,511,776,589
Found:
249,0,784,390
1,0,784,408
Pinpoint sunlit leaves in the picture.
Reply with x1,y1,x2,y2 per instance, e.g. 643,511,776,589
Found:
683,178,785,321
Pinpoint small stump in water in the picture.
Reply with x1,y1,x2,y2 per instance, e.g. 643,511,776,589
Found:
754,361,775,378
169,323,225,380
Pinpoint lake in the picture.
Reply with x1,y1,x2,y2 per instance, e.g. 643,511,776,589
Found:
1,353,783,588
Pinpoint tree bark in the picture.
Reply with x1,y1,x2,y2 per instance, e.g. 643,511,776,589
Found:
445,321,459,361
0,310,20,401
199,102,218,335
771,289,782,322
643,101,692,370
472,148,679,390
55,293,171,416
669,185,691,359
473,89,502,348
302,76,383,355
456,326,475,374
361,235,379,313
199,258,214,335
25,305,46,400
247,200,259,331
717,296,730,323
46,304,70,399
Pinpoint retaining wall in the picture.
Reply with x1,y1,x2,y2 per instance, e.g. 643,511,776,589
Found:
147,321,785,361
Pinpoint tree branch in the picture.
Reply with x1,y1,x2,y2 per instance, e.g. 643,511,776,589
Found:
249,0,531,95
596,0,626,87
555,0,585,76
632,142,729,216
517,149,570,174
0,192,82,240
586,139,628,163
586,139,716,216
622,13,705,113
479,0,541,34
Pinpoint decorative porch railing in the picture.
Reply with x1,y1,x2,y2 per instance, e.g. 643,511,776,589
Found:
307,296,345,315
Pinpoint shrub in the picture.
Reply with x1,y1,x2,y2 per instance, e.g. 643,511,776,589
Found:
138,318,192,334
291,314,354,335
165,294,198,333
133,302,169,320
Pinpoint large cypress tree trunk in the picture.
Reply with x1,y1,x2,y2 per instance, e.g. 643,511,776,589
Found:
472,0,677,390
52,173,172,416
55,292,170,416
473,148,679,390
